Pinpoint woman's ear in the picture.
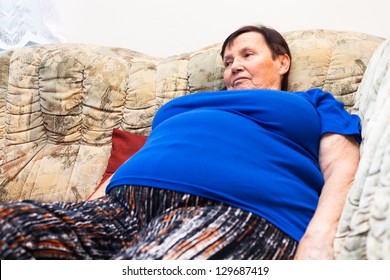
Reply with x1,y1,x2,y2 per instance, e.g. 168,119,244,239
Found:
279,54,291,76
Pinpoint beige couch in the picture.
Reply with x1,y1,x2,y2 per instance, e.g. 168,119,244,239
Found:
0,29,389,259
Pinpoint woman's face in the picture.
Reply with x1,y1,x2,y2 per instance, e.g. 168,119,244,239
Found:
223,32,290,91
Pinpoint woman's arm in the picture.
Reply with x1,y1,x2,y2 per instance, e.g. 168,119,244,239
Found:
294,133,360,259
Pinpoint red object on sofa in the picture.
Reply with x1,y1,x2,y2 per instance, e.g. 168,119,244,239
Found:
97,128,147,188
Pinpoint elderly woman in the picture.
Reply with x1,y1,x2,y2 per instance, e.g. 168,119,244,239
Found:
0,25,360,260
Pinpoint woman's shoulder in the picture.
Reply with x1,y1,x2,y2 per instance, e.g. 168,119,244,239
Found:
294,88,340,106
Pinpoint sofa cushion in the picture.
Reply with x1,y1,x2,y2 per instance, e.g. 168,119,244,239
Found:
97,129,147,188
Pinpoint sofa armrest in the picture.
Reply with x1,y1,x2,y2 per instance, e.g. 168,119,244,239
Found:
335,39,390,259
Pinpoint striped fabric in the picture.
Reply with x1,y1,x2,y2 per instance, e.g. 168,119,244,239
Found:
0,185,297,260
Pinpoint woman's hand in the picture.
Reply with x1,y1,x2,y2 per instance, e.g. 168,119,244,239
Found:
294,222,337,259
88,174,113,200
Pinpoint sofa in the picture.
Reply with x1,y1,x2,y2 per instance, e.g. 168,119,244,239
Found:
0,29,389,259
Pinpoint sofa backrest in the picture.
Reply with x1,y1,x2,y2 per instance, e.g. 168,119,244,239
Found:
0,30,384,202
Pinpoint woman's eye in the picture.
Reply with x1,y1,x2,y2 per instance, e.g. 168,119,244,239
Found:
245,52,253,57
224,61,232,67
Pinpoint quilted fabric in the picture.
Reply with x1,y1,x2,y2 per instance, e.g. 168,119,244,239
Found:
0,45,157,201
0,30,384,204
334,39,390,259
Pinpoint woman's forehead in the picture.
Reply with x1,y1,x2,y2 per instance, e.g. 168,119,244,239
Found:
224,32,267,56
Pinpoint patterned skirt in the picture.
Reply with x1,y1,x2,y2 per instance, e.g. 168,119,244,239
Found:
0,185,297,259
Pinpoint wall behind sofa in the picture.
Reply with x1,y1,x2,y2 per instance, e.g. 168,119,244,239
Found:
56,0,389,57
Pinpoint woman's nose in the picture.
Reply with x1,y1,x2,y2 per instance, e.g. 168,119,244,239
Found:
231,59,244,73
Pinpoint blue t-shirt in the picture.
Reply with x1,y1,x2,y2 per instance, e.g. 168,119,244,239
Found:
107,88,361,241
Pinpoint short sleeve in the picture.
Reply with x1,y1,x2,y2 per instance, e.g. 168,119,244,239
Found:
306,88,362,143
